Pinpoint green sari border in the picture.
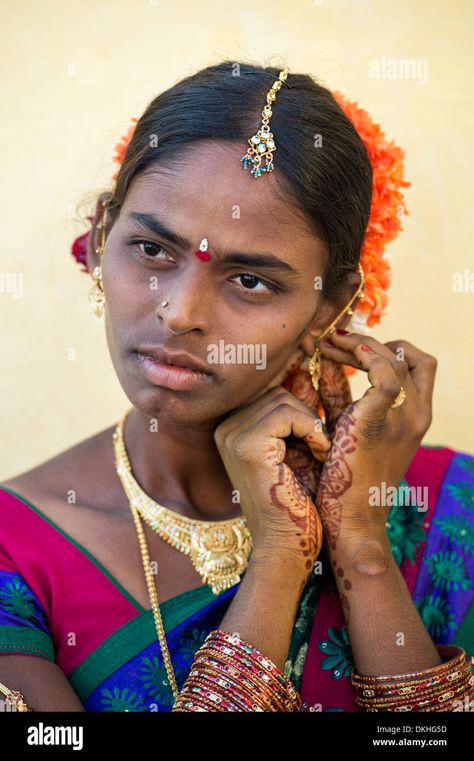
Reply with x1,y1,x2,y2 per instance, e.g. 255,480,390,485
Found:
0,485,145,613
68,584,226,701
0,624,55,661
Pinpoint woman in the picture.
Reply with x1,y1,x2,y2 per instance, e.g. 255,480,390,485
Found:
0,61,472,713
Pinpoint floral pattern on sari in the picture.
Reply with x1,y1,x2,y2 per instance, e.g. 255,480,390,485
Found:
413,452,474,645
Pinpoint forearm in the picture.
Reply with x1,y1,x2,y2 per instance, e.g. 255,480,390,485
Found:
330,532,441,676
218,553,308,672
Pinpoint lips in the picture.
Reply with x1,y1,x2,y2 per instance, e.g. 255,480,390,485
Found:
135,346,211,374
134,351,214,391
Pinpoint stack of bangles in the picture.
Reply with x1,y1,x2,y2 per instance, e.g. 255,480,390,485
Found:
1,641,472,713
172,629,302,712
351,645,474,712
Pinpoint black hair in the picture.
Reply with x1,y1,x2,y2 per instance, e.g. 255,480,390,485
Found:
107,60,372,302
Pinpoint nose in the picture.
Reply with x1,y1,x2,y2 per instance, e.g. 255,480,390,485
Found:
154,259,212,334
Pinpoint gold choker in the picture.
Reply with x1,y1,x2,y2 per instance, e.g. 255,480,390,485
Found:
113,408,252,594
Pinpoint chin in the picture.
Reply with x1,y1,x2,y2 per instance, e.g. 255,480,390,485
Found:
119,384,228,428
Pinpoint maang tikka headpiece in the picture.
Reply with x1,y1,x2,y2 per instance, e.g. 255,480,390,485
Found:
240,67,289,179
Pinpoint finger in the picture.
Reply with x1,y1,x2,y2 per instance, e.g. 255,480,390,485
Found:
242,393,329,447
284,439,329,473
245,404,332,465
348,343,407,420
384,340,437,404
220,384,286,430
320,331,417,401
317,356,353,435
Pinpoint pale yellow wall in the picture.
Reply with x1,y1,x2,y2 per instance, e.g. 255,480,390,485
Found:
1,0,472,479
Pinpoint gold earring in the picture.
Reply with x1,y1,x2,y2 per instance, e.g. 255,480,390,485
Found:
89,199,110,318
308,263,366,391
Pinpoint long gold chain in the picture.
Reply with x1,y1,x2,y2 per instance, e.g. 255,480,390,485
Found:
128,502,179,701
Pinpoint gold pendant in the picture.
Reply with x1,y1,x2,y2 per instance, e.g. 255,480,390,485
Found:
189,523,252,594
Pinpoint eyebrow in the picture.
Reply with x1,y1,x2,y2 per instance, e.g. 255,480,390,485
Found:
126,211,300,276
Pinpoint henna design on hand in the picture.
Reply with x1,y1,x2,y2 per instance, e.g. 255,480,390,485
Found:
284,439,318,500
316,403,357,551
269,463,323,571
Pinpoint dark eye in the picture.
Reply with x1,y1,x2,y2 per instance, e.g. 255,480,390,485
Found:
131,240,172,260
231,273,279,295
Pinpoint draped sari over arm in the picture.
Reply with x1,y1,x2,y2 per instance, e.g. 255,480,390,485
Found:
0,444,472,712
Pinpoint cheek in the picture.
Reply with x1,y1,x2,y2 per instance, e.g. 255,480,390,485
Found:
102,254,153,320
220,335,301,387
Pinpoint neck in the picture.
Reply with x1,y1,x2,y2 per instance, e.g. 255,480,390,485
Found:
120,406,242,521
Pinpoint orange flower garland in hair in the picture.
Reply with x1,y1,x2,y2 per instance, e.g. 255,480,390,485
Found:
332,91,410,331
71,90,410,341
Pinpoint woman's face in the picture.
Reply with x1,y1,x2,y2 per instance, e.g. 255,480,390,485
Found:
99,141,332,427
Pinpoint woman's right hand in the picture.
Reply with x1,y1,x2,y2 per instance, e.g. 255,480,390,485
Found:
213,386,331,578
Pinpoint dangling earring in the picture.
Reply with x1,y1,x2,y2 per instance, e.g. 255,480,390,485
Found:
89,199,110,317
308,263,366,391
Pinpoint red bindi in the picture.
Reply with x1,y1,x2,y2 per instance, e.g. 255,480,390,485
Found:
194,237,212,262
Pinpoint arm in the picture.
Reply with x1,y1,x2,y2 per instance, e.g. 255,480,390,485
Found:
328,532,440,675
0,655,85,711
315,333,444,677
219,551,309,672
171,549,311,712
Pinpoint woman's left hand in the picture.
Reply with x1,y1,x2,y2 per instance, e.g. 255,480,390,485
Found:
315,331,438,552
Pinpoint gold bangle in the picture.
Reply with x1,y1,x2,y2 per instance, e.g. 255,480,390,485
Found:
197,635,301,708
351,647,473,713
191,651,292,711
351,646,467,686
357,680,471,711
0,681,32,712
356,667,472,706
194,644,300,710
180,673,265,712
190,661,280,712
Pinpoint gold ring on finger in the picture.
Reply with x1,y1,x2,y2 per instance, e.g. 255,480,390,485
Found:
390,386,406,409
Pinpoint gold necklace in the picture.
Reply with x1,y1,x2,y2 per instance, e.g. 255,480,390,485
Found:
128,501,180,701
113,407,252,594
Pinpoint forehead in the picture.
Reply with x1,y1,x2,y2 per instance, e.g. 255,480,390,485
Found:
120,141,321,261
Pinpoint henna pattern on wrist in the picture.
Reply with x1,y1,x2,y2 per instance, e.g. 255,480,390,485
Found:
316,402,359,625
